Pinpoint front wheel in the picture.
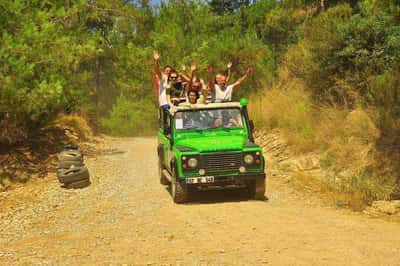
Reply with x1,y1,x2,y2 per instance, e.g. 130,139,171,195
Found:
248,178,266,200
171,179,188,203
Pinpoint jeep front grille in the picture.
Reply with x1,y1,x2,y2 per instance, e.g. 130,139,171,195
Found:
201,153,242,172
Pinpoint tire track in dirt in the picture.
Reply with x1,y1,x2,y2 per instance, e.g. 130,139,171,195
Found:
1,137,400,265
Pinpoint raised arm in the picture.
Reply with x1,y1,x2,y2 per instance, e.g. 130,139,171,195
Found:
153,51,161,79
196,79,207,104
149,70,159,96
207,65,215,92
179,72,191,83
232,67,252,92
226,61,232,83
185,62,197,90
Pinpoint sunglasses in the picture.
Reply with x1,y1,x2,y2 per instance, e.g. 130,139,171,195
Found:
170,76,178,80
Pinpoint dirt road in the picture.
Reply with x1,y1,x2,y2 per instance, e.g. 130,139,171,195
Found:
1,137,400,265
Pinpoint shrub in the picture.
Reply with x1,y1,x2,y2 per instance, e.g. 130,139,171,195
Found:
249,83,316,153
53,115,93,141
100,94,157,136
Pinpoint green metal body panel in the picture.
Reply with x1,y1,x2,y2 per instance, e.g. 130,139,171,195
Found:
157,104,265,180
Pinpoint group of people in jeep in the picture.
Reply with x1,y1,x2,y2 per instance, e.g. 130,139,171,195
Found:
151,51,253,110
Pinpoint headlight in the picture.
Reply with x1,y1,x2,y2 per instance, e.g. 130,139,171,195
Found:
188,158,198,168
244,154,254,164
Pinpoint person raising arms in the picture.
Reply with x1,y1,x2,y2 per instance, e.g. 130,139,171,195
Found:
153,51,173,110
207,64,253,103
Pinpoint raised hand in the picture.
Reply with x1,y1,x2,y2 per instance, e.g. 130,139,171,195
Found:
206,65,213,73
246,66,253,75
227,61,233,69
153,51,160,61
191,62,197,72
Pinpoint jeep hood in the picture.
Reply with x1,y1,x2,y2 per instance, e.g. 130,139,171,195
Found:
175,135,247,152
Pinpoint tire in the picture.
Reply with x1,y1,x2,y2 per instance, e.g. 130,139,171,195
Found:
171,179,188,204
64,144,80,151
57,166,89,184
248,178,266,200
58,150,83,162
170,162,188,203
159,160,169,185
64,178,91,189
57,160,84,169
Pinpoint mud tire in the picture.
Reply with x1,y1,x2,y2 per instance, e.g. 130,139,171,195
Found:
64,144,80,151
159,160,169,185
58,160,84,169
57,166,89,184
65,178,91,189
248,178,266,200
58,150,83,162
171,179,188,204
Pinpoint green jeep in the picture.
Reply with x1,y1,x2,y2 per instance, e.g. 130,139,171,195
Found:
157,99,266,203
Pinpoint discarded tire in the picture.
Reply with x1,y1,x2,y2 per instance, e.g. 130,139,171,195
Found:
64,178,91,189
58,150,83,162
58,160,84,169
57,166,89,184
64,144,80,151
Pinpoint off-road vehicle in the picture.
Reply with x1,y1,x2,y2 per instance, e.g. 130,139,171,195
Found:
157,99,266,203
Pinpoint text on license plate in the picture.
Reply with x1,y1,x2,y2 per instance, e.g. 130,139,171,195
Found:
186,176,214,184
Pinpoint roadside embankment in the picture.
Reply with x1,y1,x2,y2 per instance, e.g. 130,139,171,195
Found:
0,115,96,192
255,127,400,220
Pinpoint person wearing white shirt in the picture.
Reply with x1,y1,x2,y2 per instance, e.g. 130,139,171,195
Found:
153,51,174,110
207,65,253,103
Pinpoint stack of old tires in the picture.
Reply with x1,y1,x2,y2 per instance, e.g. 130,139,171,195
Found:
57,145,91,189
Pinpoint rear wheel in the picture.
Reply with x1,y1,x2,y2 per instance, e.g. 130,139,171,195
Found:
159,159,169,185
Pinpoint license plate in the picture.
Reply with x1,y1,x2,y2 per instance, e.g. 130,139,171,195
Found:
186,176,214,184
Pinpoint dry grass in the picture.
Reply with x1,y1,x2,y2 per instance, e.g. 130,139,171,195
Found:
249,81,317,153
250,85,398,204
52,114,93,141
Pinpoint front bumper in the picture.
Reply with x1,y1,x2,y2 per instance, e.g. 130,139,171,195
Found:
180,172,266,187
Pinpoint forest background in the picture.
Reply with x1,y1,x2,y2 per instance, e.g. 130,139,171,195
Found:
1,0,399,203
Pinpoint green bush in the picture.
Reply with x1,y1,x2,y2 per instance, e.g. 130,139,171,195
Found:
100,94,157,136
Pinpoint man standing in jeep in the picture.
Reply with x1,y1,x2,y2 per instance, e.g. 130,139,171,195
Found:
207,65,253,103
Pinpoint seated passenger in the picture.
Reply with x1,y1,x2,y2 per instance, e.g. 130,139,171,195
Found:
179,89,206,110
213,110,240,128
207,65,253,103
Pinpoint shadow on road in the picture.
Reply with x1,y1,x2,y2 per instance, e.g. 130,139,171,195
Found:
165,186,267,204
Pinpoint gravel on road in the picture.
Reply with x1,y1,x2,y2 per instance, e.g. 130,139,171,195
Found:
1,137,400,265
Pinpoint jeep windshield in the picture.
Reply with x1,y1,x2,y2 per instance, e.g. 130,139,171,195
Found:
174,108,244,131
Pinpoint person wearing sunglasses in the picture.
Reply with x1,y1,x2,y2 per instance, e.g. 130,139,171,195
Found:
166,71,185,106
